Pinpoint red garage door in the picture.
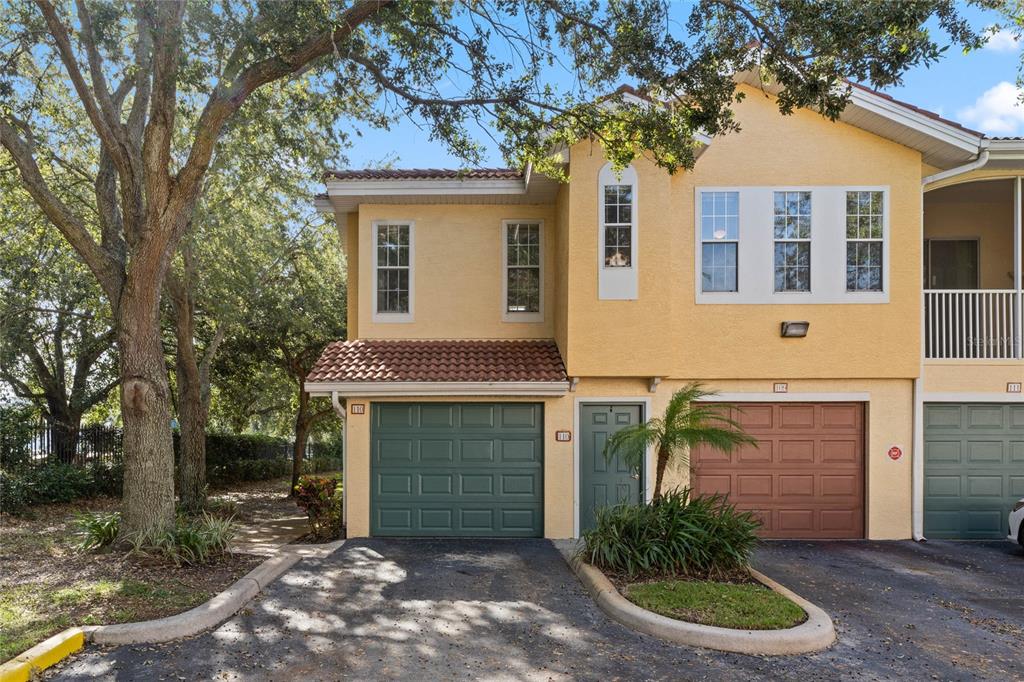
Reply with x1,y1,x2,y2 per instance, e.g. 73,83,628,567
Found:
691,402,865,539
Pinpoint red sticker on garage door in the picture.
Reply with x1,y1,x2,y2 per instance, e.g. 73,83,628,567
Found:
888,446,902,461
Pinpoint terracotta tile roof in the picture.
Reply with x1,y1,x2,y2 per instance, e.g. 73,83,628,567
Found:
306,339,567,383
323,168,522,181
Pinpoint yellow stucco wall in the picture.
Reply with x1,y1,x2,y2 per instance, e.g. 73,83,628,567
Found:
342,377,912,540
923,362,1024,394
354,204,556,339
561,84,923,379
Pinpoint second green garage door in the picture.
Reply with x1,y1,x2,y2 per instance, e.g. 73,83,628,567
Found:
370,402,544,537
924,403,1024,539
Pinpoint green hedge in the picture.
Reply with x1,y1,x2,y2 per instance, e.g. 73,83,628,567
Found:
1,461,123,514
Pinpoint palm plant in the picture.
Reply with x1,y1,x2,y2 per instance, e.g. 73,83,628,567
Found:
604,383,758,501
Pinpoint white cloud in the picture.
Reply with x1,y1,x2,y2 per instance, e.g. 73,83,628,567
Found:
957,81,1024,135
984,26,1021,52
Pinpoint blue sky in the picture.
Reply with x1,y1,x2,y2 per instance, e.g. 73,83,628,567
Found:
345,3,1023,169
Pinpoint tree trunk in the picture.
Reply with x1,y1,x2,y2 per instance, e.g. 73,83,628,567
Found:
46,406,81,465
117,271,176,537
175,368,206,513
653,445,670,501
290,386,311,495
170,276,208,514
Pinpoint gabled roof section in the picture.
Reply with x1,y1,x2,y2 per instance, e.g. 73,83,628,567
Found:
734,70,984,168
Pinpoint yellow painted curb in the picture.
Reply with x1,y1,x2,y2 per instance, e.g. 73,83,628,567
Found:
0,627,85,682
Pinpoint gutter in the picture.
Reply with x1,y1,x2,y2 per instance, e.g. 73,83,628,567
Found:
330,392,347,530
921,150,989,187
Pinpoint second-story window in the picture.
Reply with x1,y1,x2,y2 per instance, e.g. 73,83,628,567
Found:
504,222,542,316
846,190,884,291
701,191,739,292
374,222,412,316
773,191,811,292
603,185,633,267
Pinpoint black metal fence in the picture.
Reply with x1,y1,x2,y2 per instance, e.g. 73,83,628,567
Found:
25,423,123,466
3,421,338,469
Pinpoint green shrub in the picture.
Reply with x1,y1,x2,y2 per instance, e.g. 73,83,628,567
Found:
294,475,343,540
203,433,290,465
0,405,36,468
127,512,236,566
74,511,121,550
580,488,760,579
1,463,121,512
207,457,290,485
302,455,341,474
0,468,30,514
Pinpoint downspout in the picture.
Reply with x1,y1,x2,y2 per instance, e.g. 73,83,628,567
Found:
913,174,928,542
921,150,989,188
330,391,347,529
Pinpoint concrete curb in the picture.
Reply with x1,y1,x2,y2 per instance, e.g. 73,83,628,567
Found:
0,628,85,682
565,553,836,655
87,552,302,646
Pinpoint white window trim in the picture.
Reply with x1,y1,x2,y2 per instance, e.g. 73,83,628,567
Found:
598,163,639,300
501,219,545,323
371,220,415,323
694,186,890,305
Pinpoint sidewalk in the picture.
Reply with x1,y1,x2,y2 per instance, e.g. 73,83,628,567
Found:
230,516,344,558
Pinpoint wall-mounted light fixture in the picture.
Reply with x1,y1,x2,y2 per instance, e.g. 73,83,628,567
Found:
780,321,810,338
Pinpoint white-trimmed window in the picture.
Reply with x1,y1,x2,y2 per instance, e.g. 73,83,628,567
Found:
773,191,811,292
598,163,638,300
503,221,543,320
603,185,633,267
373,222,413,320
700,191,739,292
846,190,884,291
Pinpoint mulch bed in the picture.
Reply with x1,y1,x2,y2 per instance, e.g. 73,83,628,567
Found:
0,477,304,661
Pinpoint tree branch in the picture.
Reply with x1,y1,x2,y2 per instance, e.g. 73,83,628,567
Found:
0,117,124,302
33,0,131,177
173,0,394,216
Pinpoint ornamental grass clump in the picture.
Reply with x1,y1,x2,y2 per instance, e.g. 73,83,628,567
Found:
580,487,760,579
126,512,236,566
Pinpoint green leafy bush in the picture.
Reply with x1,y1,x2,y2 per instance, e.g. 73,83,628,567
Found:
294,475,343,540
0,468,30,514
302,455,341,474
0,462,124,513
203,433,290,465
0,405,35,468
207,457,290,485
579,488,760,579
74,511,121,550
127,513,236,566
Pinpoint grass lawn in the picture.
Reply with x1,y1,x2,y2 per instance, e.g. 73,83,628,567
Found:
625,579,806,630
0,476,303,662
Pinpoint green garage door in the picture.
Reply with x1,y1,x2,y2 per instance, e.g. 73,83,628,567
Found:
924,403,1024,539
370,402,544,537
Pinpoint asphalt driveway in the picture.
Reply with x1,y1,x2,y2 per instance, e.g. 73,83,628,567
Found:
50,538,1024,681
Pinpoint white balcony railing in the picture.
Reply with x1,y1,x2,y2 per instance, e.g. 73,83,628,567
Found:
925,290,1022,360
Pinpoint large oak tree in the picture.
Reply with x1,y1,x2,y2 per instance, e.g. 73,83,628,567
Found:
0,0,992,535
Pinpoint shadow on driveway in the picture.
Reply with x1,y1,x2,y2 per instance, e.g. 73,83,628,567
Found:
48,538,1024,681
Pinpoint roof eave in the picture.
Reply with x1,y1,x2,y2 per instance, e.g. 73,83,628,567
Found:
305,380,571,397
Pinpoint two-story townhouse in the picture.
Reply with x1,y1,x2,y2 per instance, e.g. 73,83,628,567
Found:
306,76,1024,542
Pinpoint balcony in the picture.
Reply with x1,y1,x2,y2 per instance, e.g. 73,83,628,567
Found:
924,178,1023,361
924,290,1021,359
